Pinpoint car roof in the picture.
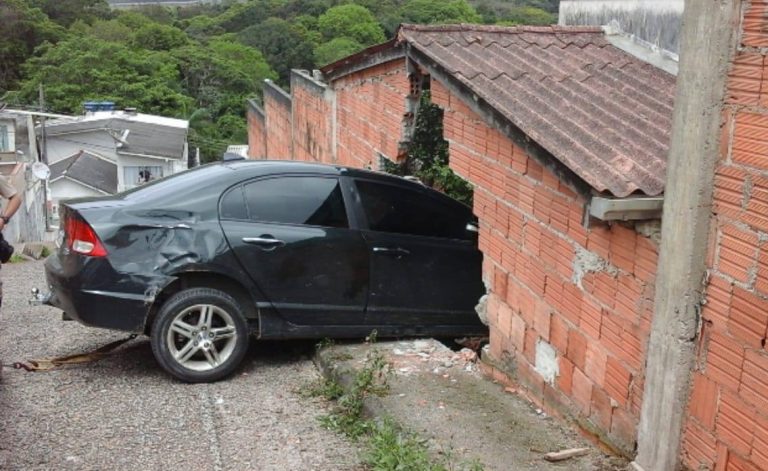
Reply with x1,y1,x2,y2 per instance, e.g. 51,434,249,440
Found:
220,159,427,188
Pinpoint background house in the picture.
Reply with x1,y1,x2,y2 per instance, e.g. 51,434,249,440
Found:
43,108,189,218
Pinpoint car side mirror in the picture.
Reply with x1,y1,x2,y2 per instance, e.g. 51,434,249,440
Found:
466,222,479,233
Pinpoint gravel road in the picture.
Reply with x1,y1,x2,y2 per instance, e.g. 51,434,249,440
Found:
0,259,364,470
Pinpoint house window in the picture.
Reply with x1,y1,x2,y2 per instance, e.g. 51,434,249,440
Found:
124,166,163,188
0,123,16,152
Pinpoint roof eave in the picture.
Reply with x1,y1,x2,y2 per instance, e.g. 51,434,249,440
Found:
320,39,404,82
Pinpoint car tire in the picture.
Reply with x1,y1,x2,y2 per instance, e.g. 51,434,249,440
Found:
151,287,249,383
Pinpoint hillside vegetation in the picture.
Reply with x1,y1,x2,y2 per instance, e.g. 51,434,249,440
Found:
0,0,555,161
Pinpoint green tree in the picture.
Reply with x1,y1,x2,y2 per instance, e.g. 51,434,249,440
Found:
214,0,284,33
317,4,386,45
396,0,482,25
29,0,111,27
314,37,363,66
238,17,316,85
8,37,191,115
131,23,189,51
0,0,64,95
87,19,134,43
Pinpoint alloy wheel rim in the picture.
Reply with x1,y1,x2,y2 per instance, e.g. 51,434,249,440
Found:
166,304,238,372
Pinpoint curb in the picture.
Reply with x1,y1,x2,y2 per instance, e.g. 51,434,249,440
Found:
313,345,388,420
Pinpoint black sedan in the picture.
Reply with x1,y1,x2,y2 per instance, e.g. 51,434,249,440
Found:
43,161,487,382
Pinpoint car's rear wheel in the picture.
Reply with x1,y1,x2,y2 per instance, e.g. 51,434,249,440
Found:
151,288,249,383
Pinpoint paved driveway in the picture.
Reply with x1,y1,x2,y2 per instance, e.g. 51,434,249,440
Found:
0,260,363,470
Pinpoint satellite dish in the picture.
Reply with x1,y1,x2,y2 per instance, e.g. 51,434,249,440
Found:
31,162,51,181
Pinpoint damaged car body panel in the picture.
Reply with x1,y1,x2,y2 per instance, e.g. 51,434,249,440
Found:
42,161,487,382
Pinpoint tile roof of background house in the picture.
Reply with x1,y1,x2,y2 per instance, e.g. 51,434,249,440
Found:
45,111,189,160
397,24,676,197
50,151,117,194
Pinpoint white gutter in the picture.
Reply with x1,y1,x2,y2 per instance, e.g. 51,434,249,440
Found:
588,195,663,221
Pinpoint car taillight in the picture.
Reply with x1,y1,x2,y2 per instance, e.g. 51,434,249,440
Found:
65,216,107,257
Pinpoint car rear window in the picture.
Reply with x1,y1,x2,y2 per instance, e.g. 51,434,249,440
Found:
355,179,471,240
243,177,349,228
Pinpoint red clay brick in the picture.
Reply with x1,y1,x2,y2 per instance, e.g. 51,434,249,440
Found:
714,166,747,219
584,342,607,386
706,331,745,388
534,299,551,342
740,349,768,411
689,373,720,430
580,295,602,340
604,356,632,407
549,314,569,353
567,330,588,371
609,224,637,274
682,420,718,470
510,310,526,352
610,407,637,451
587,225,611,261
615,274,643,324
558,356,574,395
523,327,538,364
560,282,583,326
728,53,763,106
752,413,768,470
726,451,762,471
705,275,734,332
634,236,658,284
717,391,757,456
572,367,593,415
590,386,612,431
756,245,768,295
717,225,759,283
729,287,768,348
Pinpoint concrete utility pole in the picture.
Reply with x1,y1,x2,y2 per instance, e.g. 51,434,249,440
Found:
633,1,740,470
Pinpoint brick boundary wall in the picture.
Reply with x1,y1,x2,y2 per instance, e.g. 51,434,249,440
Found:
680,2,768,469
246,99,266,159
263,80,293,159
333,60,409,169
430,78,658,455
291,70,334,164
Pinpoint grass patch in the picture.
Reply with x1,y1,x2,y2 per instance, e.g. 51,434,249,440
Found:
8,253,26,263
40,246,52,258
311,337,485,471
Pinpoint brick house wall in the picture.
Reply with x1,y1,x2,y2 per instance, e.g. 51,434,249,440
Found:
291,71,333,163
334,60,409,168
246,57,663,455
263,80,292,159
430,79,658,454
247,100,266,159
681,2,768,469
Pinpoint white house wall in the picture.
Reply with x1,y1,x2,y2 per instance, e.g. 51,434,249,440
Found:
118,153,182,191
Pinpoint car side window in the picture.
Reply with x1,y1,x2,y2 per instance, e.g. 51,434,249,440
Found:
220,186,247,220
243,177,349,228
355,179,470,240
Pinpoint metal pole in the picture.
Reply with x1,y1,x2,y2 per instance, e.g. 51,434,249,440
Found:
39,84,51,231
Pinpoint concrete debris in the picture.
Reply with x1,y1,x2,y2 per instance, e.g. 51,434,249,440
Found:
543,447,591,462
388,340,481,377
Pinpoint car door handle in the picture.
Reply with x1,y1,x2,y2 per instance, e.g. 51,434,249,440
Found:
372,246,410,256
242,236,286,249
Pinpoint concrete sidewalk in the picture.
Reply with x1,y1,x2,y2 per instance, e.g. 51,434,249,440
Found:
315,339,628,471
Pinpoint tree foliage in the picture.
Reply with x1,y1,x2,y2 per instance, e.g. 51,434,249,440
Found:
396,0,482,25
0,0,64,94
315,37,364,66
29,0,111,27
238,17,315,84
317,4,386,45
